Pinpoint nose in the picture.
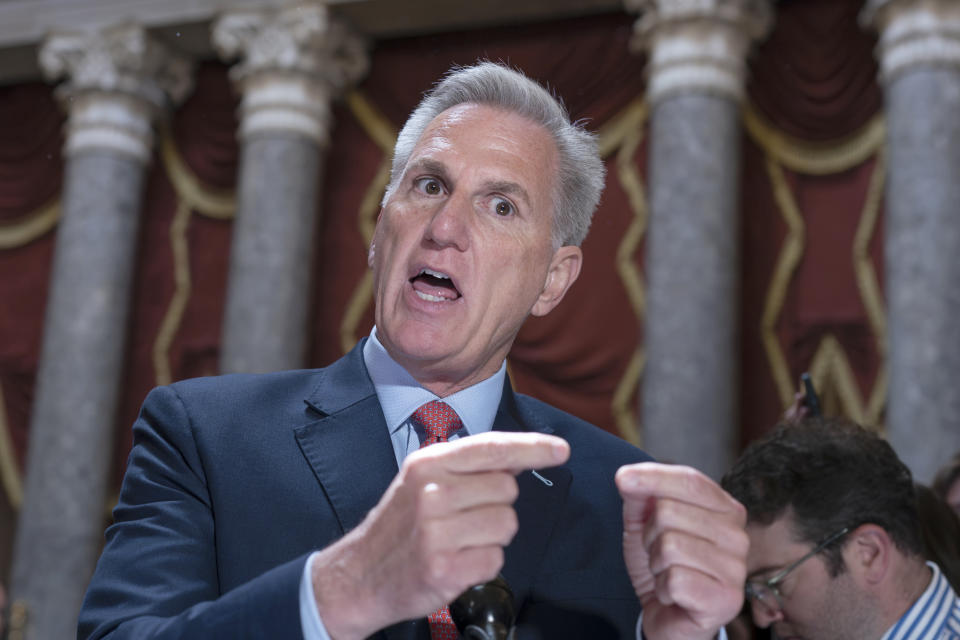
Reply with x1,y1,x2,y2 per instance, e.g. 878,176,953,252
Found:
749,599,783,628
424,192,470,252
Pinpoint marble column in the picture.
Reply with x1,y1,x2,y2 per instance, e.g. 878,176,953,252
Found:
862,0,960,483
8,26,191,640
625,0,771,479
213,3,367,374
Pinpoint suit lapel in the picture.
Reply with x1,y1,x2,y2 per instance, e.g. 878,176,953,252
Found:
294,343,399,534
294,352,569,639
494,382,572,617
294,345,430,640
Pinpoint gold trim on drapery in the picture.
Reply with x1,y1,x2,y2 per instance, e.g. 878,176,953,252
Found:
0,198,60,249
339,90,395,355
746,102,887,427
0,190,62,510
0,383,23,509
599,97,649,446
152,128,236,386
743,103,886,176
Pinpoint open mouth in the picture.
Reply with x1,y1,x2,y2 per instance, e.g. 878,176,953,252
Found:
410,267,461,302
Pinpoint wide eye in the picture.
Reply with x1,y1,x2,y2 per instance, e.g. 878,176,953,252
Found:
492,197,514,217
415,177,444,196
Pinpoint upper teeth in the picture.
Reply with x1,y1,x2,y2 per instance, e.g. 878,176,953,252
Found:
421,268,449,279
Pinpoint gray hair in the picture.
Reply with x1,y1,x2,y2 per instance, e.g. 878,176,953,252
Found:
382,62,605,247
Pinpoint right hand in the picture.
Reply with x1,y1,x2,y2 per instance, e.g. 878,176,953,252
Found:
783,388,810,423
312,431,570,639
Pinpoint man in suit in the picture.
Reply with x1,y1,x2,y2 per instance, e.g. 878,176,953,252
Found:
80,62,747,639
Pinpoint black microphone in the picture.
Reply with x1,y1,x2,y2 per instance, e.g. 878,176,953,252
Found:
449,575,516,640
800,372,822,418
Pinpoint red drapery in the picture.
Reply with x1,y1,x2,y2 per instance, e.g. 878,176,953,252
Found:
0,1,888,534
740,0,885,444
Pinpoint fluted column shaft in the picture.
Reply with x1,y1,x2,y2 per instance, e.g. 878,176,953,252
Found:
627,0,771,479
9,26,191,640
214,3,367,374
863,0,960,483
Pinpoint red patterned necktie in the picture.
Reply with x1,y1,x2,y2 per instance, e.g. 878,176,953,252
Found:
411,400,463,640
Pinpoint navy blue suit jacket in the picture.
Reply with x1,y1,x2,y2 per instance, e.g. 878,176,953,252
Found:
79,342,651,639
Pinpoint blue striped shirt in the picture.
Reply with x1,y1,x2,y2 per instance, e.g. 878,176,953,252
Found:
881,562,960,640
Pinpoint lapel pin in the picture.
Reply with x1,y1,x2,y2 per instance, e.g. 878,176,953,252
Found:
531,470,553,486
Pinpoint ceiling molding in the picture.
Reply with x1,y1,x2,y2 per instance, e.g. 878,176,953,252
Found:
0,0,623,85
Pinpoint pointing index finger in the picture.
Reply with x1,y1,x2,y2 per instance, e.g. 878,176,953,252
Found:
430,431,570,474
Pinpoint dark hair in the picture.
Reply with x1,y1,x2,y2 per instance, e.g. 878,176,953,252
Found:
915,483,960,591
721,418,923,576
933,452,960,503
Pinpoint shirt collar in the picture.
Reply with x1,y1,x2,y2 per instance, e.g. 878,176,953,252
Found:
880,561,959,640
363,326,506,437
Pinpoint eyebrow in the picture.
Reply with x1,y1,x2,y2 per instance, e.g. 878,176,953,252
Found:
484,180,531,208
407,158,451,185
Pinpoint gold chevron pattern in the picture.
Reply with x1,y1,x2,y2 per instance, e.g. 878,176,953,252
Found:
339,90,396,355
152,128,236,386
744,102,888,428
598,98,649,445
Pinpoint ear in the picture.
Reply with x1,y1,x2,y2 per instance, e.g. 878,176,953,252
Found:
368,209,384,269
843,524,893,586
531,245,582,317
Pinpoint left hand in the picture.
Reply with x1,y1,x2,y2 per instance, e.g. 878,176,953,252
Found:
615,463,748,640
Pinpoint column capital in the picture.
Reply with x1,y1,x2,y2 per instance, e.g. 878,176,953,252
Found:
213,2,369,144
861,0,960,84
624,0,773,104
39,24,194,163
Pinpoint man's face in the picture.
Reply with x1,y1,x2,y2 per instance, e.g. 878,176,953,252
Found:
369,103,582,395
745,515,870,640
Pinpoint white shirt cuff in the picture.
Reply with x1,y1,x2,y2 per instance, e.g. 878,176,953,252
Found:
300,551,333,640
636,613,729,640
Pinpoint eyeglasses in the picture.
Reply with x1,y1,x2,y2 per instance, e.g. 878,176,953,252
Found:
744,527,850,616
